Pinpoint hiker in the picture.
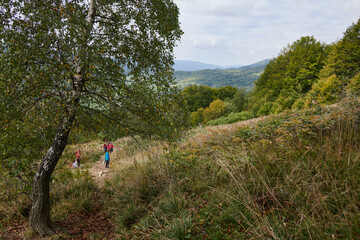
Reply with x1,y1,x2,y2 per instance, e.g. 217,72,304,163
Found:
75,149,81,167
72,160,79,168
103,142,108,153
104,149,110,168
109,142,114,153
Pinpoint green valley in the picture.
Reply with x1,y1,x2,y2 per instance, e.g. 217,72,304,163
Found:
174,59,270,89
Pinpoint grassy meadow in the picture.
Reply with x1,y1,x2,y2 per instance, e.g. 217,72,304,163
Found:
1,98,360,239
103,98,360,239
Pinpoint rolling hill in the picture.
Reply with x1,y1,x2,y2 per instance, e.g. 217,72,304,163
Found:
173,60,243,71
174,59,271,89
174,60,223,71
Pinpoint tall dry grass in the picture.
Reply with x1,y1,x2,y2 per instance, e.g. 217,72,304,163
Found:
103,98,360,239
213,99,360,239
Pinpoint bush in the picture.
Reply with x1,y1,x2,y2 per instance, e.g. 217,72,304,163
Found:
230,89,246,112
306,74,343,104
347,72,360,96
292,97,306,110
203,99,227,122
190,108,205,126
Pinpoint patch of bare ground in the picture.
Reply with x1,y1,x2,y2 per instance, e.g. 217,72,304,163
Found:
53,205,114,240
0,217,27,240
88,155,114,187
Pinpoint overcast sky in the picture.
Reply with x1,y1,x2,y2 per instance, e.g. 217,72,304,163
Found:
173,0,360,66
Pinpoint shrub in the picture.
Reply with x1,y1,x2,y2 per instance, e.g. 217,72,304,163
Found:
347,72,360,96
292,97,305,110
190,108,205,126
306,74,343,104
203,99,227,122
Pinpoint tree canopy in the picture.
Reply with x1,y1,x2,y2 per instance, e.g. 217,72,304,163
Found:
320,18,360,80
0,0,185,236
181,85,238,112
248,36,329,115
305,18,360,104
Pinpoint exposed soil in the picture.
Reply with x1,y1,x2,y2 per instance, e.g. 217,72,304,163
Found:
54,202,114,239
0,217,27,240
88,152,115,187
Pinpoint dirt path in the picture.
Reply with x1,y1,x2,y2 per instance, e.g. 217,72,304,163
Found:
87,138,172,189
88,149,116,187
88,156,112,187
87,138,136,187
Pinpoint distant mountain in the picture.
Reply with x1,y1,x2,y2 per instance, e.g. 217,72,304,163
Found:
241,59,271,68
223,64,244,69
174,60,244,71
174,60,223,71
174,59,271,89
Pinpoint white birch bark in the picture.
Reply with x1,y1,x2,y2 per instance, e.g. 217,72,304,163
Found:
29,1,97,236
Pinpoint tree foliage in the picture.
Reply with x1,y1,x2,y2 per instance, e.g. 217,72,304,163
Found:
0,0,185,236
181,85,238,112
305,18,360,104
306,75,342,104
319,18,360,80
190,108,204,126
203,99,227,122
229,89,246,112
249,36,329,116
347,72,360,96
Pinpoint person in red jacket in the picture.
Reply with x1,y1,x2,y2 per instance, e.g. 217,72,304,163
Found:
109,142,114,153
75,149,81,167
103,142,108,153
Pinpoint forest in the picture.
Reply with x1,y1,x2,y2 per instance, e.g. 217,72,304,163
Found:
1,1,360,239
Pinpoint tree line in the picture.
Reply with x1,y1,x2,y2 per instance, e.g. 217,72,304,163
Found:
182,18,360,125
249,19,360,115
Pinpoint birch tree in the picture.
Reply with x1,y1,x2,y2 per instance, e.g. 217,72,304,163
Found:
0,0,185,236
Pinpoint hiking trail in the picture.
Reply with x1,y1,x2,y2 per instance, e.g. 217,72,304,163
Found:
88,148,116,187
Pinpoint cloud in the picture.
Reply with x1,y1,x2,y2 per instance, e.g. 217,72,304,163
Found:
174,0,360,65
192,37,226,49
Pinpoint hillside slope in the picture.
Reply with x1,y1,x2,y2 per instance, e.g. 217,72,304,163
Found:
174,60,243,71
174,60,223,71
104,98,360,239
174,59,270,89
3,100,359,239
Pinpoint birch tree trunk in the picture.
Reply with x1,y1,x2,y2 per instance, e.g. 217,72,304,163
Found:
29,0,96,236
29,108,78,236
